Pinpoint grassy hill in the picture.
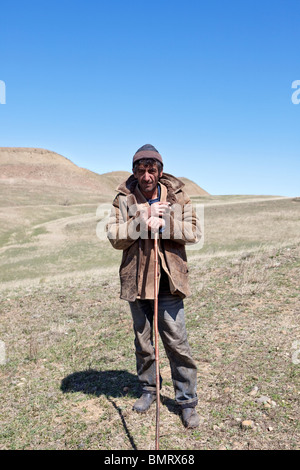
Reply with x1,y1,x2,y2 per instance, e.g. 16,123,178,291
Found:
0,147,129,206
0,147,208,206
0,148,300,450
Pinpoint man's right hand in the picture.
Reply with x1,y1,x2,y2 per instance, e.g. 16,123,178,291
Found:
148,202,170,218
139,202,170,233
147,216,166,232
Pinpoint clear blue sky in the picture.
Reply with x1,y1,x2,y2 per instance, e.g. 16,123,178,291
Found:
1,0,300,196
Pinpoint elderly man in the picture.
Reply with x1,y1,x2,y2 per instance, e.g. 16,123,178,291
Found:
106,144,201,428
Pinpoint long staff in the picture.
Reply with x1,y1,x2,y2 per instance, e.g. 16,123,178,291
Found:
153,231,160,450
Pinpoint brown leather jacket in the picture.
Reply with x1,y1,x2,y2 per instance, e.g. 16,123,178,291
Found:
106,173,202,301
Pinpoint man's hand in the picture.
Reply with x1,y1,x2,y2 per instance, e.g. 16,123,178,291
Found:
147,216,166,232
148,202,170,218
139,202,170,233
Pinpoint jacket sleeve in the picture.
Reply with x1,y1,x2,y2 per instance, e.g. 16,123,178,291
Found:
106,194,142,250
164,191,202,245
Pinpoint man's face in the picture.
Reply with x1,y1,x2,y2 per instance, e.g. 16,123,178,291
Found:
133,163,163,196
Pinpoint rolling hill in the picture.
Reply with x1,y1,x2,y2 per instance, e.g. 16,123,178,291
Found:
0,147,209,204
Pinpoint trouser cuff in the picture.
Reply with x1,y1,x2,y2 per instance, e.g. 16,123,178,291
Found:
178,398,198,409
142,388,157,396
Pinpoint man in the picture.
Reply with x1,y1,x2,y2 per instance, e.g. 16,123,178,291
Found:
106,144,201,428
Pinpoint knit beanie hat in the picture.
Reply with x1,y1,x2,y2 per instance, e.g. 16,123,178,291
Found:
132,144,163,166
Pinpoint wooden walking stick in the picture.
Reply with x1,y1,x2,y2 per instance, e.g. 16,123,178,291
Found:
153,231,160,450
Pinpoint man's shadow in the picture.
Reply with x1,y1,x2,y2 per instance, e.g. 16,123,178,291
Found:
61,369,139,398
60,368,179,450
61,369,140,450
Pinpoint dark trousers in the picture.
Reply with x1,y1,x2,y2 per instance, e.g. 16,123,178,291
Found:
129,293,198,408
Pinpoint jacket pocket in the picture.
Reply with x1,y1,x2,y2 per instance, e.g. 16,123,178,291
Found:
165,249,188,274
119,243,138,274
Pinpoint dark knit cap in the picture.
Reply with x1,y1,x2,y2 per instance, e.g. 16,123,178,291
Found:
132,144,163,166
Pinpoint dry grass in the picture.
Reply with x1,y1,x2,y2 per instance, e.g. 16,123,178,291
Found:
0,242,299,450
0,187,300,450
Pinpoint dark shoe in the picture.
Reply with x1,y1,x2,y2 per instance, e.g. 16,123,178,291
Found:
132,393,156,413
181,407,200,429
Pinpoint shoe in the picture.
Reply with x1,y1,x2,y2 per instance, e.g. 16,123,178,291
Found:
181,407,200,429
132,393,156,413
